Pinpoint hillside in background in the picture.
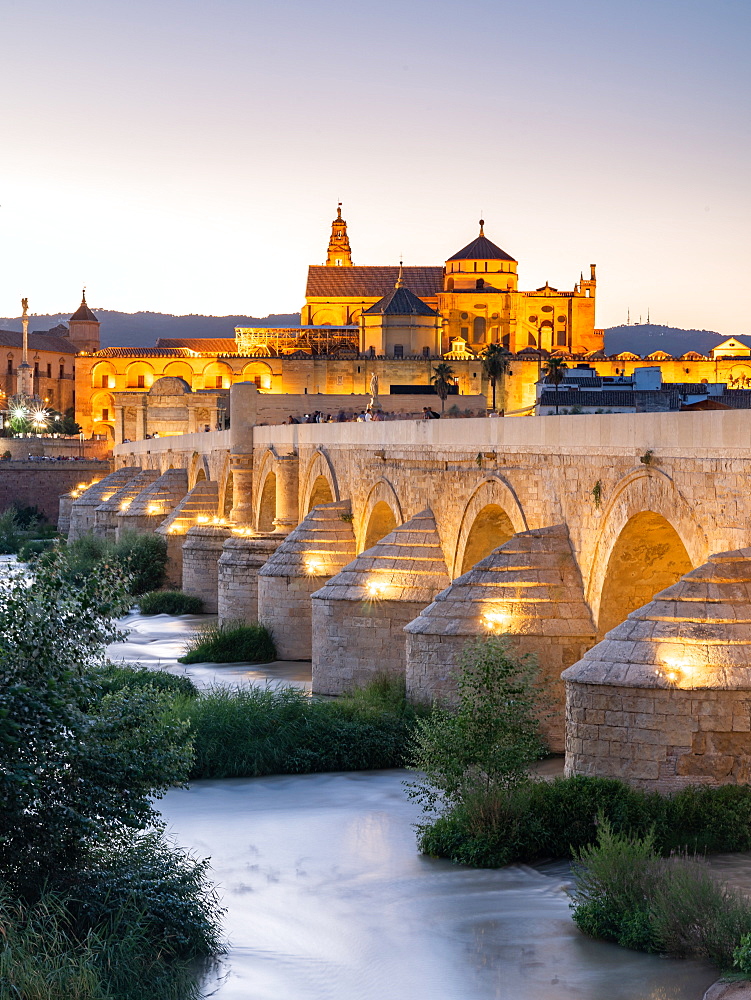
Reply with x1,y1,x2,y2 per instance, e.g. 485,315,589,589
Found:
603,324,738,356
0,312,740,356
0,310,300,348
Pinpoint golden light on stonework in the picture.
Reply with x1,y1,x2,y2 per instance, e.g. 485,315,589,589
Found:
77,482,88,490
366,580,388,599
232,527,255,536
120,500,131,511
305,557,324,575
147,504,162,515
196,515,210,524
655,651,698,689
482,608,513,633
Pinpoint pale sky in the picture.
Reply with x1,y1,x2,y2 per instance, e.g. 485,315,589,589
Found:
1,0,749,333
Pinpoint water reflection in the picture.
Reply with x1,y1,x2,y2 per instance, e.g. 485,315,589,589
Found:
160,771,717,1000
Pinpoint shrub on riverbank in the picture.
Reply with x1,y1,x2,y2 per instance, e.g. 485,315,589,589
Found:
93,662,199,700
172,677,418,778
139,590,204,615
179,620,276,664
49,532,168,595
570,818,751,971
418,775,751,867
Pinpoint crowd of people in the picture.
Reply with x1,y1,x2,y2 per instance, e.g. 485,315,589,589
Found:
285,406,455,424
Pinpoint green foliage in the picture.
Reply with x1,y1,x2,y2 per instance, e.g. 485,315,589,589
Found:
431,362,456,412
407,636,547,816
0,507,20,554
17,536,57,562
92,662,198,701
114,531,168,596
0,832,221,1000
179,619,276,664
418,774,751,867
480,343,512,411
50,409,82,435
734,932,751,975
0,552,192,893
172,676,417,779
139,590,204,615
56,534,111,581
570,818,751,971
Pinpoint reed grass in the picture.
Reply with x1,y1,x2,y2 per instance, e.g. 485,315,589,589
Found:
178,620,276,664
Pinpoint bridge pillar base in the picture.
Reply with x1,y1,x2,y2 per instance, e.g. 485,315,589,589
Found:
311,509,450,694
563,547,751,791
181,525,233,614
404,524,597,754
258,501,355,660
67,467,141,542
218,534,284,625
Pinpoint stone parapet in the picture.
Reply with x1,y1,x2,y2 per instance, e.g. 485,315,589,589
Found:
258,501,356,659
311,509,450,693
404,524,596,751
93,469,160,542
218,533,283,625
181,524,233,613
68,467,141,541
115,468,188,541
563,547,751,789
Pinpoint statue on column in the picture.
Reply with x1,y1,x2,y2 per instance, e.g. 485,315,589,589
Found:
368,372,382,413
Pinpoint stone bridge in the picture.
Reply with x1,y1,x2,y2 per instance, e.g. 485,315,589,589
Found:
71,384,751,790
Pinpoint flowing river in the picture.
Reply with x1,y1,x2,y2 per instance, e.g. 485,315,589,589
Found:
114,611,722,999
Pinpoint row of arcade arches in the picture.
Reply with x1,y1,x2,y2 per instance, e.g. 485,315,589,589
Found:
255,455,707,636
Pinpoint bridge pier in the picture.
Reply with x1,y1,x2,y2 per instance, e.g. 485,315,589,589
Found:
311,509,450,694
157,481,221,587
68,468,141,541
404,525,597,752
218,533,284,625
258,501,356,660
563,548,751,791
116,468,188,541
93,470,160,542
181,524,233,613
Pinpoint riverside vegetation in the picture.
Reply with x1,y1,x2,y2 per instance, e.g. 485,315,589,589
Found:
411,634,751,975
0,551,221,1000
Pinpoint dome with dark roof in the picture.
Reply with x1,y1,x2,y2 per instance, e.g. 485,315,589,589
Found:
70,290,98,323
447,221,516,263
363,280,437,317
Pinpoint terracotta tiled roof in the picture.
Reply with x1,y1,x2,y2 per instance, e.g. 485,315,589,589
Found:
0,329,78,354
155,338,239,353
306,266,443,298
447,234,516,263
93,347,197,357
539,390,636,407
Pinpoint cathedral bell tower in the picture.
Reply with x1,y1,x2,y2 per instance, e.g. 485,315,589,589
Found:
326,203,353,267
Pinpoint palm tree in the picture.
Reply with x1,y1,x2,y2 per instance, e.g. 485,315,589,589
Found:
543,356,569,415
480,344,512,413
431,362,456,414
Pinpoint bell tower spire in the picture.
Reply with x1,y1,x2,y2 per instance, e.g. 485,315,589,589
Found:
326,202,353,267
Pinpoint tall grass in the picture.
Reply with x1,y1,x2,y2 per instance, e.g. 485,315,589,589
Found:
571,818,751,970
139,590,204,615
179,620,276,664
171,677,418,778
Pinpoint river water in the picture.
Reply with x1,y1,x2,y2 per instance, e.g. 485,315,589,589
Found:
113,610,721,999
160,771,718,1000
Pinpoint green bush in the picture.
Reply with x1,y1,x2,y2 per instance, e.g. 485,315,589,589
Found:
418,775,751,867
172,677,417,778
113,532,168,596
139,590,204,615
0,507,20,554
92,662,198,700
570,818,751,971
17,536,57,562
179,620,276,664
407,636,547,816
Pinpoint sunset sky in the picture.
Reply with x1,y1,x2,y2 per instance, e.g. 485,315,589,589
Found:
2,0,749,333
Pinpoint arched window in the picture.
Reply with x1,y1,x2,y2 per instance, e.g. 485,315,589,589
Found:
475,278,485,290
447,277,454,291
472,316,486,344
528,332,537,346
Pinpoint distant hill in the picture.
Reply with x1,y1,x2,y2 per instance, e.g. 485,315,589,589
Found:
0,311,739,357
603,324,738,357
0,310,300,349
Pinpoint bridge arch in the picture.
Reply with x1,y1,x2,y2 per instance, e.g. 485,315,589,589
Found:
188,452,211,489
217,454,233,519
587,469,709,635
358,480,404,552
302,451,340,513
453,477,528,577
254,449,277,532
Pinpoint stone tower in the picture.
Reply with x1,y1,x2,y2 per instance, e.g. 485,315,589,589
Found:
16,297,34,397
326,203,353,267
68,290,100,353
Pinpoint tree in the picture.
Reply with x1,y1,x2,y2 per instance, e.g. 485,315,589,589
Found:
0,551,193,894
407,636,548,816
543,356,569,414
480,344,512,413
431,362,456,414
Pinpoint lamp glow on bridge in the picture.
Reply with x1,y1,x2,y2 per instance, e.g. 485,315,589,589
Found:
482,608,513,633
196,515,210,524
120,500,131,511
366,580,388,599
305,557,324,575
147,504,162,515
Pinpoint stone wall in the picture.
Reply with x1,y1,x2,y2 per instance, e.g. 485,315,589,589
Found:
181,525,232,613
564,683,751,791
218,534,283,625
0,461,109,527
